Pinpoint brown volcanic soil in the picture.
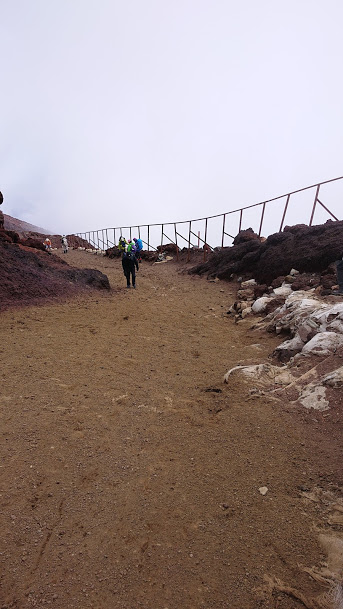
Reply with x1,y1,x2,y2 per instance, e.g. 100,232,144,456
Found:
0,250,342,609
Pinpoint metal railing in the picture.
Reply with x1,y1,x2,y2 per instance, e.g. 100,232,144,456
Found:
75,176,342,261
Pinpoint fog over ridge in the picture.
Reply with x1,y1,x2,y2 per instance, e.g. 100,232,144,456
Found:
1,0,343,235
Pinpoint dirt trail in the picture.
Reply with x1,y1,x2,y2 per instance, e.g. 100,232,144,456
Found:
0,251,341,609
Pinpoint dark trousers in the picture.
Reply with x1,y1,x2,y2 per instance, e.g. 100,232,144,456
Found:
122,262,136,286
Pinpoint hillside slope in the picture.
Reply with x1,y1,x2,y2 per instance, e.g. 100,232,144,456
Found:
0,230,110,310
4,213,53,235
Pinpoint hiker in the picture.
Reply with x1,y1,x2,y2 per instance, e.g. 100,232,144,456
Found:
118,236,127,252
61,235,68,253
127,239,136,253
133,237,143,261
43,237,52,252
122,249,139,289
333,254,343,295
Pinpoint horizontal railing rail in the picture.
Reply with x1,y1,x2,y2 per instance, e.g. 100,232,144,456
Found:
75,176,342,261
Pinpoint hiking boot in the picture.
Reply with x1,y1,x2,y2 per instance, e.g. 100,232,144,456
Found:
331,289,343,295
126,285,131,288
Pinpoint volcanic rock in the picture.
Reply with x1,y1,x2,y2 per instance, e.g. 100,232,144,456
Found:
0,235,110,310
233,228,260,245
190,220,343,286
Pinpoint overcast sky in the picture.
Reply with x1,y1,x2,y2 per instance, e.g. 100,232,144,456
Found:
1,0,343,238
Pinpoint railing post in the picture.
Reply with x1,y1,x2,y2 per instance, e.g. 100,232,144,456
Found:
309,184,320,226
148,225,150,251
161,224,163,252
221,214,226,248
187,221,191,262
239,209,243,232
279,194,290,232
258,202,266,237
174,223,179,261
204,217,208,261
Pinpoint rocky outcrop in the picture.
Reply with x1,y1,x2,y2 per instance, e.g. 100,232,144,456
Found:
0,230,110,310
190,220,343,285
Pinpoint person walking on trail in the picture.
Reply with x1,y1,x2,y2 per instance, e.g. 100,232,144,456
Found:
61,235,68,254
127,239,136,253
133,237,143,262
118,236,127,252
122,249,139,288
43,237,52,252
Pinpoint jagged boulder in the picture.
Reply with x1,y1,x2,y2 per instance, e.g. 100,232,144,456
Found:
233,228,260,245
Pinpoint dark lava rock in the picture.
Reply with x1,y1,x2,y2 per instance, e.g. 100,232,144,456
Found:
233,228,260,246
254,284,269,299
106,246,158,262
157,243,180,254
190,220,343,285
106,246,121,259
265,296,287,314
291,273,320,291
21,237,46,251
283,224,309,234
320,274,335,289
4,230,21,243
271,276,286,289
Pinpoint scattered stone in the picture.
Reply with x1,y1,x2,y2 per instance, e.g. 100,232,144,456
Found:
296,384,329,411
241,307,252,318
224,363,294,387
252,297,274,314
322,366,343,387
302,332,343,356
259,487,268,496
241,279,257,288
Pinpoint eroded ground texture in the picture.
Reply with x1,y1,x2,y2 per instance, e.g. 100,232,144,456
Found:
1,250,342,609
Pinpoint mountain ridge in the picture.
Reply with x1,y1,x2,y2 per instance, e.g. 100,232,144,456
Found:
4,213,53,235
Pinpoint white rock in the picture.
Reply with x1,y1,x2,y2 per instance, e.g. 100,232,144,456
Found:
259,487,268,496
290,268,300,276
224,363,294,386
274,335,305,358
241,279,257,288
297,383,329,411
302,332,343,356
241,307,252,318
252,297,273,314
318,534,343,578
322,366,343,388
273,284,292,297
